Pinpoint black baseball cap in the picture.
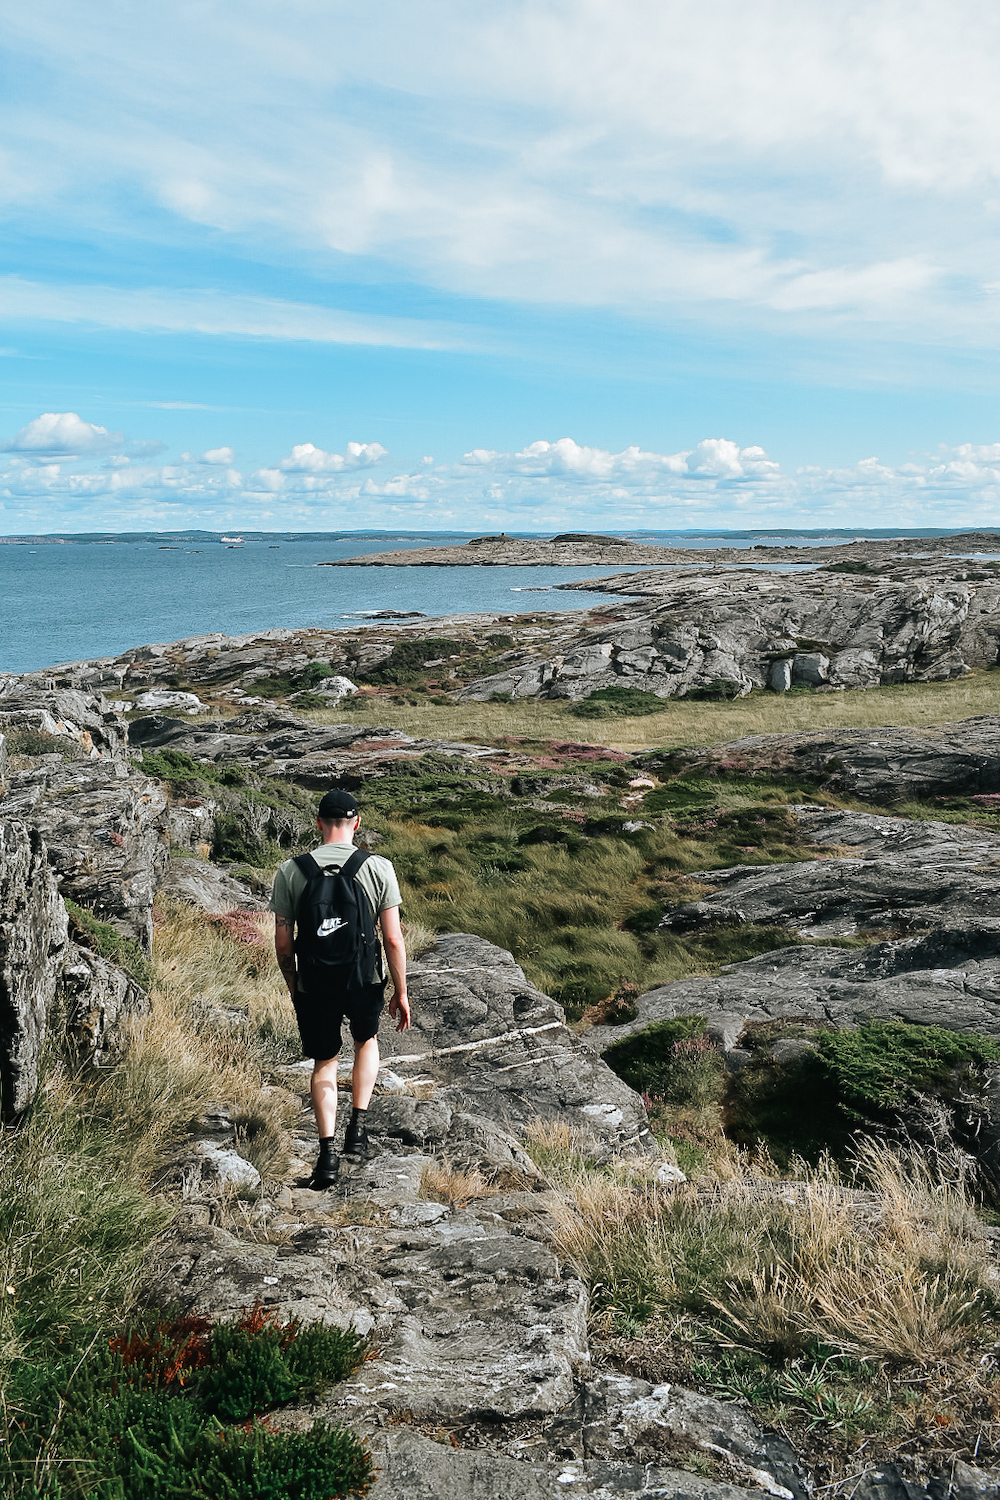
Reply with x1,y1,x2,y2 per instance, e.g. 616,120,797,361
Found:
317,789,359,819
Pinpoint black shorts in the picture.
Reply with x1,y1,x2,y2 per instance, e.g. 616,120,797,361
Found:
292,981,386,1060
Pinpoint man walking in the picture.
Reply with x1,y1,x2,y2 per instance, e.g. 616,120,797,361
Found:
271,788,409,1189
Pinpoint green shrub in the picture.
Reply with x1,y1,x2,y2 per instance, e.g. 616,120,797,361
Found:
139,747,248,788
1,1307,370,1500
727,1020,1000,1165
569,687,669,718
680,678,745,701
359,638,457,684
64,899,153,988
602,1017,715,1097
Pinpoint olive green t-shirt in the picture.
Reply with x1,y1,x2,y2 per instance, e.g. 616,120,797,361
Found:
270,843,402,926
270,843,402,996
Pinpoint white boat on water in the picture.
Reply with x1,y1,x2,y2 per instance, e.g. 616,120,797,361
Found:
220,535,244,544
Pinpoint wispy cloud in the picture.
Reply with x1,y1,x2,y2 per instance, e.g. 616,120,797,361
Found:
3,3,1000,339
0,278,463,349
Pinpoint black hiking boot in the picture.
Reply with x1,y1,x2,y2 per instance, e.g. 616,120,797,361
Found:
307,1141,340,1189
343,1118,370,1159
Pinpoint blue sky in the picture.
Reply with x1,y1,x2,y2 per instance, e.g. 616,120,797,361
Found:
3,0,1000,533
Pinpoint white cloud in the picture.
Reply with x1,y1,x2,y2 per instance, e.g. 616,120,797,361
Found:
6,412,1000,532
468,436,780,484
4,411,118,456
277,441,388,474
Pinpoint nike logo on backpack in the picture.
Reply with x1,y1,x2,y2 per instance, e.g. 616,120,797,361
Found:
317,917,347,937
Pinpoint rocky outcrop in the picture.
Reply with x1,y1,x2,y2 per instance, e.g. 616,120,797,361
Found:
0,686,130,763
584,925,1000,1059
459,577,1000,701
129,707,511,792
157,855,265,914
0,820,69,1116
2,757,168,948
0,818,148,1116
377,934,656,1156
648,717,1000,804
660,808,1000,939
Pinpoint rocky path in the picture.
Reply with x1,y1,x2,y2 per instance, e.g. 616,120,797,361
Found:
145,933,819,1500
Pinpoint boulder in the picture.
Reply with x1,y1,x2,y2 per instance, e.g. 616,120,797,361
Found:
57,940,150,1065
157,855,265,914
0,687,129,764
2,760,168,949
134,689,204,712
0,820,68,1117
376,934,656,1156
310,674,358,700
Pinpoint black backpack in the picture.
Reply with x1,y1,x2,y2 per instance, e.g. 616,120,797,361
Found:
292,849,383,993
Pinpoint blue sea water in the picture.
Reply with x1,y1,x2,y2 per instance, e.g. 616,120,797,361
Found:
0,528,996,675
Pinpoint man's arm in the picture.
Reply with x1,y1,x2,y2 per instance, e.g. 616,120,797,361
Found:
379,905,410,1031
274,914,297,998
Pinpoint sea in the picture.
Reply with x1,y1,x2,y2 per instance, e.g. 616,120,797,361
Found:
1,528,997,676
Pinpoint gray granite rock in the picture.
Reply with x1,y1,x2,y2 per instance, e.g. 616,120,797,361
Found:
584,925,1000,1060
366,1427,784,1500
0,687,129,765
157,854,265,913
376,933,656,1157
57,940,150,1065
2,758,168,948
458,578,1000,702
651,717,1000,804
165,797,216,854
660,809,1000,939
0,820,69,1116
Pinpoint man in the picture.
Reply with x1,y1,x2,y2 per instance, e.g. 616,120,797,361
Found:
271,788,409,1189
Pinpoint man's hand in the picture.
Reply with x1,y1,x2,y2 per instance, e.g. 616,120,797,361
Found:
389,992,411,1032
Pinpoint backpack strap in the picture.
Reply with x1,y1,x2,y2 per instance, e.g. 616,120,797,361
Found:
293,851,323,879
339,848,371,883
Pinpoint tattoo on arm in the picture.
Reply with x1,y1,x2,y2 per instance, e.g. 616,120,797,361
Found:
274,915,293,932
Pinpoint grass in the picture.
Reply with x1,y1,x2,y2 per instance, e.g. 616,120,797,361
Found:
302,670,1000,752
525,1125,1000,1471
353,771,858,1018
0,900,316,1495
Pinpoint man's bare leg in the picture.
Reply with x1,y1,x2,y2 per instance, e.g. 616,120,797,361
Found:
344,1037,379,1156
311,1056,340,1136
308,1056,341,1188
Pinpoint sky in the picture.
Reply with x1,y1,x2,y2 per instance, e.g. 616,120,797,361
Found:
3,1,1000,533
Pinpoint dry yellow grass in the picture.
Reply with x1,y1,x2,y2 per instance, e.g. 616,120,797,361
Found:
141,901,299,1179
525,1130,997,1366
420,1161,501,1204
306,672,1000,753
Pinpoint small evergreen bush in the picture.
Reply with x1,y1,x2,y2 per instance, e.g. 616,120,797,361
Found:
569,687,668,718
1,1305,370,1500
359,638,457,684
